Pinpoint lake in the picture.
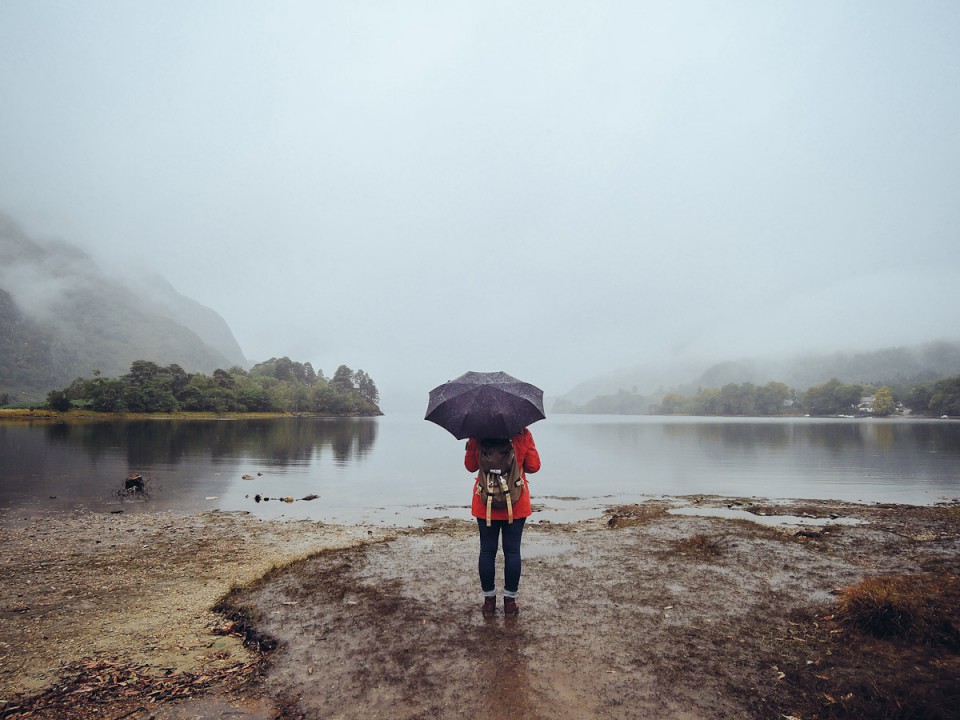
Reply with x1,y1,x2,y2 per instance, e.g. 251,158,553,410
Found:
1,414,958,525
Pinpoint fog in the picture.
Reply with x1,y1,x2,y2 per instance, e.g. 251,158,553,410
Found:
2,2,958,411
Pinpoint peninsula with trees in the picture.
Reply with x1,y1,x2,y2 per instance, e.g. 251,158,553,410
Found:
40,357,381,416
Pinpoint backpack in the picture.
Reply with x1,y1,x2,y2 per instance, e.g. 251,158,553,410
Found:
475,439,525,526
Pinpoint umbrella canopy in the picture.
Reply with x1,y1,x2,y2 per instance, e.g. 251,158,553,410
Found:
425,371,546,440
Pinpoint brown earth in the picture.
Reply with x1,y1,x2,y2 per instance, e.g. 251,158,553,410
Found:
1,498,958,720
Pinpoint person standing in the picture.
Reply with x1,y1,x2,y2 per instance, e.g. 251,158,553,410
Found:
465,428,541,616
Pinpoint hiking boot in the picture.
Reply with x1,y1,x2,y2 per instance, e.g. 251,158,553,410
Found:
482,597,496,617
503,597,519,616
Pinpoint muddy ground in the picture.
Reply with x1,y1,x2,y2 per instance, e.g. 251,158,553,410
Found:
1,498,958,720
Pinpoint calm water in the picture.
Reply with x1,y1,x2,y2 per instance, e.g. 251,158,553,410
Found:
1,414,958,525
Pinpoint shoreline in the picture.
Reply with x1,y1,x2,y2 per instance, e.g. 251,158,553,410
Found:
2,497,958,719
0,408,382,422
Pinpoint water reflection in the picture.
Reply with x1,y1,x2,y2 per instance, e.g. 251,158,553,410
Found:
655,418,960,456
665,421,792,448
40,417,378,468
0,417,383,517
2,415,958,521
544,416,960,506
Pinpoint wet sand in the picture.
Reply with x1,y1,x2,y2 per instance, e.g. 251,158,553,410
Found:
1,498,958,719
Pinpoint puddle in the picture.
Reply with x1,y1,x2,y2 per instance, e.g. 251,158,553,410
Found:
521,536,577,559
532,506,608,524
668,506,867,527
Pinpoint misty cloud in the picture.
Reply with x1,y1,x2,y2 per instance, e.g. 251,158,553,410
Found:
0,220,102,324
1,1,958,410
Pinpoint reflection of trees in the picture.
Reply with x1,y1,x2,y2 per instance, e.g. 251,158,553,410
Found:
869,422,896,451
44,421,127,461
671,420,865,453
802,421,960,456
801,422,865,453
329,418,379,465
355,420,377,456
661,419,960,456
663,421,791,449
43,418,380,468
43,422,71,443
896,422,960,457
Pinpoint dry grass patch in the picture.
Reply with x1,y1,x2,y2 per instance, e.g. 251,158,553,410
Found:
837,573,960,647
673,532,725,558
744,566,960,720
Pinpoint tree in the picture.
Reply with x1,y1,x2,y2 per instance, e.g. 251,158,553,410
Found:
717,383,758,416
127,360,162,386
310,385,336,413
657,393,691,415
835,382,864,413
178,375,215,412
234,375,274,412
905,384,933,414
83,377,128,412
122,361,178,412
873,386,896,416
757,382,791,415
291,385,311,413
274,357,295,383
802,378,862,415
46,389,72,412
928,376,960,417
213,368,235,389
353,369,379,405
692,388,722,415
167,364,190,397
330,365,354,393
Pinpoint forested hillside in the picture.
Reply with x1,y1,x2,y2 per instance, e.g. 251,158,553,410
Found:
690,341,960,394
0,213,245,402
554,340,960,416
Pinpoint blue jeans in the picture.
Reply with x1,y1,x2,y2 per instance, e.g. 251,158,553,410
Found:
477,517,526,595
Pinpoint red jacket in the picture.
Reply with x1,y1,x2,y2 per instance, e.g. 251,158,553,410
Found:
465,428,541,521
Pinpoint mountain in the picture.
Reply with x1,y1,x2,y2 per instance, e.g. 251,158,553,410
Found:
554,340,960,412
120,272,246,370
556,357,710,407
0,213,246,403
685,341,960,394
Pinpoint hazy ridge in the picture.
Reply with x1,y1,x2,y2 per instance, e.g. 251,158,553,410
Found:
0,213,246,402
555,340,960,412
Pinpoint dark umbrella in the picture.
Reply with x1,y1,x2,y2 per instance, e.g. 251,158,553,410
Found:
424,371,546,440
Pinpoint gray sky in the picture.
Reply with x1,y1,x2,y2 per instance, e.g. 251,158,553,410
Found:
2,1,959,410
